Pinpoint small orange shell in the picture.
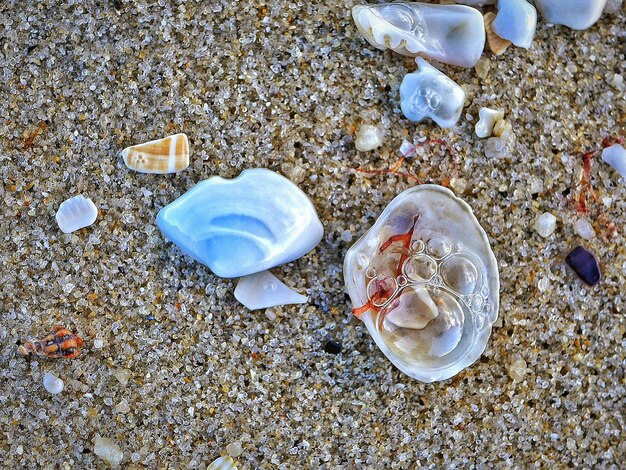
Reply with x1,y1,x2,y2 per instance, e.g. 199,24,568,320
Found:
18,326,84,359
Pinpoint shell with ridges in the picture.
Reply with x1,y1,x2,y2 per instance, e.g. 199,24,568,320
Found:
122,133,189,174
55,195,98,234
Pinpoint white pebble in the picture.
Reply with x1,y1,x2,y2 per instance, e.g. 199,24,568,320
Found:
93,339,104,349
354,124,384,152
533,212,557,238
226,441,244,457
43,372,64,395
507,358,528,382
475,107,504,138
574,218,595,240
537,277,551,293
112,368,132,386
399,139,416,157
16,445,24,455
601,144,626,179
94,435,124,468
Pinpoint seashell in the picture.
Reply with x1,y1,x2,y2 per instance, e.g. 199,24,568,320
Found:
533,212,557,238
157,168,324,278
234,270,308,310
601,144,626,179
94,435,124,468
566,246,601,286
55,195,98,234
18,326,84,359
400,58,466,128
43,372,64,394
483,12,511,56
344,184,499,382
535,0,607,30
475,107,505,138
122,133,189,174
355,124,384,152
492,0,537,49
352,2,486,68
208,456,237,470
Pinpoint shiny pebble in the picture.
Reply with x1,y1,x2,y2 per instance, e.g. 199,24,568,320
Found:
566,246,601,286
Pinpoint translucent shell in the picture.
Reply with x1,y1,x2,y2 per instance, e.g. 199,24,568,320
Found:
344,185,499,382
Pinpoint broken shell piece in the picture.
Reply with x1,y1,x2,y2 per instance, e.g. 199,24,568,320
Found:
535,0,607,30
400,58,466,128
55,195,98,234
235,270,308,310
492,0,537,49
601,144,626,178
344,185,499,382
355,124,384,152
157,169,324,278
208,456,237,470
352,2,485,68
566,246,601,286
122,133,189,174
475,107,504,138
483,12,511,55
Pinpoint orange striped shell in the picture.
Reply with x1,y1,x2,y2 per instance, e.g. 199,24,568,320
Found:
18,326,84,359
122,133,189,174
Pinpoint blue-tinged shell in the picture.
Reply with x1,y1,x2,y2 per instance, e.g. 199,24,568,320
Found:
157,169,324,278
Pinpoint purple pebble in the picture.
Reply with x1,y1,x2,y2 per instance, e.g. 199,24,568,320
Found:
566,246,601,286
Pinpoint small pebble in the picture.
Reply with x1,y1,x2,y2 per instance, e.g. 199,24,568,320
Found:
115,399,131,414
226,441,244,457
354,124,384,152
323,340,342,354
507,358,527,382
450,177,468,195
533,212,557,238
93,339,104,349
16,445,24,455
112,368,132,386
399,139,416,157
43,372,64,395
566,246,601,286
94,435,124,468
574,218,594,240
475,57,491,79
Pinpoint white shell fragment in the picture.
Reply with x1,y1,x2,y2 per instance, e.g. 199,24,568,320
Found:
352,2,486,68
94,435,124,468
235,270,308,310
122,133,189,174
475,107,505,138
208,456,237,470
492,0,537,49
157,169,324,278
533,212,557,238
574,218,595,240
535,0,607,30
601,144,626,178
55,195,98,234
355,124,385,152
344,185,499,382
43,372,64,395
400,58,466,128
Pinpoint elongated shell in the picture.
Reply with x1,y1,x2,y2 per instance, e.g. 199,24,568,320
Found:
122,133,189,174
208,456,237,470
344,185,499,382
234,270,308,310
55,195,98,234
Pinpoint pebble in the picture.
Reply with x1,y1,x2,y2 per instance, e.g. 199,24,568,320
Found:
537,277,551,292
323,340,342,354
533,212,557,238
115,399,131,414
566,246,601,286
507,358,528,382
94,435,124,468
93,339,104,349
450,177,468,195
43,372,64,395
226,441,244,457
574,218,594,240
354,124,384,152
483,137,509,159
112,369,132,386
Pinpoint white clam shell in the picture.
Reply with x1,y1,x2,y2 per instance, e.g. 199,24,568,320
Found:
344,185,499,382
235,270,308,310
352,2,486,68
601,144,626,179
492,0,537,49
400,58,466,128
535,0,607,30
208,456,237,470
55,195,98,234
157,169,324,278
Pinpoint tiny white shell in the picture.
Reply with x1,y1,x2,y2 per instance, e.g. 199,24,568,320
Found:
234,270,308,310
492,0,537,49
208,456,237,470
43,372,64,394
355,124,384,152
475,107,504,138
602,144,626,178
55,195,98,234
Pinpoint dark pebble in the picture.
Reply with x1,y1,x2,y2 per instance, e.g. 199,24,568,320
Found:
566,246,601,286
324,340,342,354
147,314,155,321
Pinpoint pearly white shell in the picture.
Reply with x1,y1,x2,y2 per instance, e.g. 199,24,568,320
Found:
535,0,607,30
157,169,324,278
400,58,466,128
43,372,64,394
475,107,504,138
208,456,237,470
234,270,308,310
352,2,486,68
355,124,385,152
602,144,626,179
344,185,499,382
55,195,98,234
492,0,537,49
